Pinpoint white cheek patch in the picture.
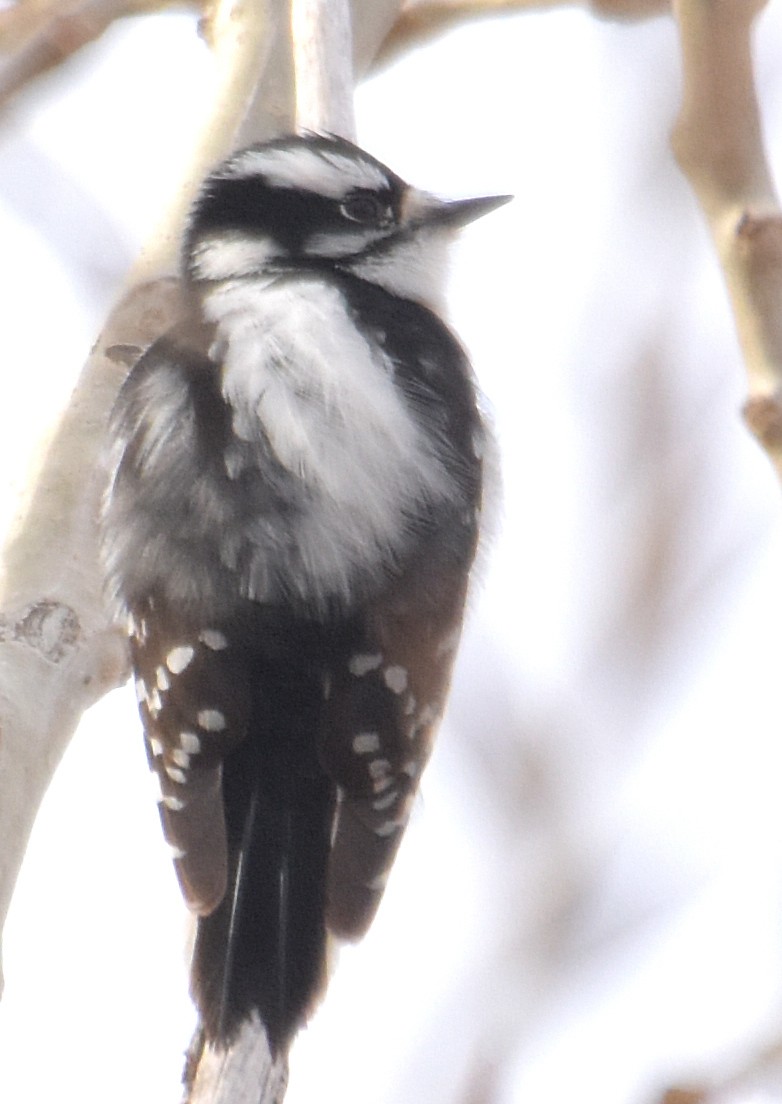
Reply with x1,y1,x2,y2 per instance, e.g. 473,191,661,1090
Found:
191,233,278,279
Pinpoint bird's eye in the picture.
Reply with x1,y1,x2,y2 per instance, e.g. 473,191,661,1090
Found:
339,193,391,226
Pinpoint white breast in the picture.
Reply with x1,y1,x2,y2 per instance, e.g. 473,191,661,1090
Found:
202,276,455,607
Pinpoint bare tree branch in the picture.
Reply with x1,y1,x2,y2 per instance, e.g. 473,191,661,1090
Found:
183,1020,289,1104
0,0,195,108
292,0,356,137
374,0,668,69
670,0,782,479
0,279,179,996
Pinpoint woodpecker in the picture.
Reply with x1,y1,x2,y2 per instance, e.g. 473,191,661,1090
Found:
101,134,509,1054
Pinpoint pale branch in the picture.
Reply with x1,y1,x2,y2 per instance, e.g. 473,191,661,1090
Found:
183,1021,289,1104
670,0,782,478
0,0,192,109
0,279,180,996
0,0,670,110
292,0,356,138
374,0,668,70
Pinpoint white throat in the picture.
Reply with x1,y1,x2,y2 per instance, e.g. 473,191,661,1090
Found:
345,230,450,311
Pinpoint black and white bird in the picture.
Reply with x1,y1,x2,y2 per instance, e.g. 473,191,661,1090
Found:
101,134,509,1055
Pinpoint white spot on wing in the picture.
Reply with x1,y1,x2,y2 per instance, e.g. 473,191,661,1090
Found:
368,758,391,779
352,732,381,755
199,629,228,651
149,736,164,758
155,666,170,692
373,789,397,811
348,652,383,677
149,769,163,802
172,749,190,768
165,764,187,784
166,645,195,674
198,708,226,732
180,731,202,754
418,703,440,728
384,665,408,694
135,677,147,704
163,794,186,811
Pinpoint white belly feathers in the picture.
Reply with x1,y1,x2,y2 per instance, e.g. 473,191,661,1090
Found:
202,275,455,607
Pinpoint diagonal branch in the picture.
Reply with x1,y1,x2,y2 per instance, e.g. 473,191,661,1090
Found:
374,0,668,70
0,0,194,109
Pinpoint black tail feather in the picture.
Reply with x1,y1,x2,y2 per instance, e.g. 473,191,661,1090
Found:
191,704,336,1054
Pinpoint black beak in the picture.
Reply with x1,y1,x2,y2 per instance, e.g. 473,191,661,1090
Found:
417,193,513,230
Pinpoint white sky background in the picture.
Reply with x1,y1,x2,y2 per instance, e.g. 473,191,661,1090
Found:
2,6,782,1104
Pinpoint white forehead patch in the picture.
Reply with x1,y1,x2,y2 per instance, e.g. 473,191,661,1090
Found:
221,145,390,199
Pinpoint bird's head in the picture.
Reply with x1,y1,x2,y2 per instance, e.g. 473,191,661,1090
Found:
185,134,511,304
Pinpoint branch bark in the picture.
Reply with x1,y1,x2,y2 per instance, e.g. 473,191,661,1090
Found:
0,281,177,997
670,0,782,478
0,0,193,108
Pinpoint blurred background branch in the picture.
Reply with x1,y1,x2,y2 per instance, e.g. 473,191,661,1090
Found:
0,0,193,107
